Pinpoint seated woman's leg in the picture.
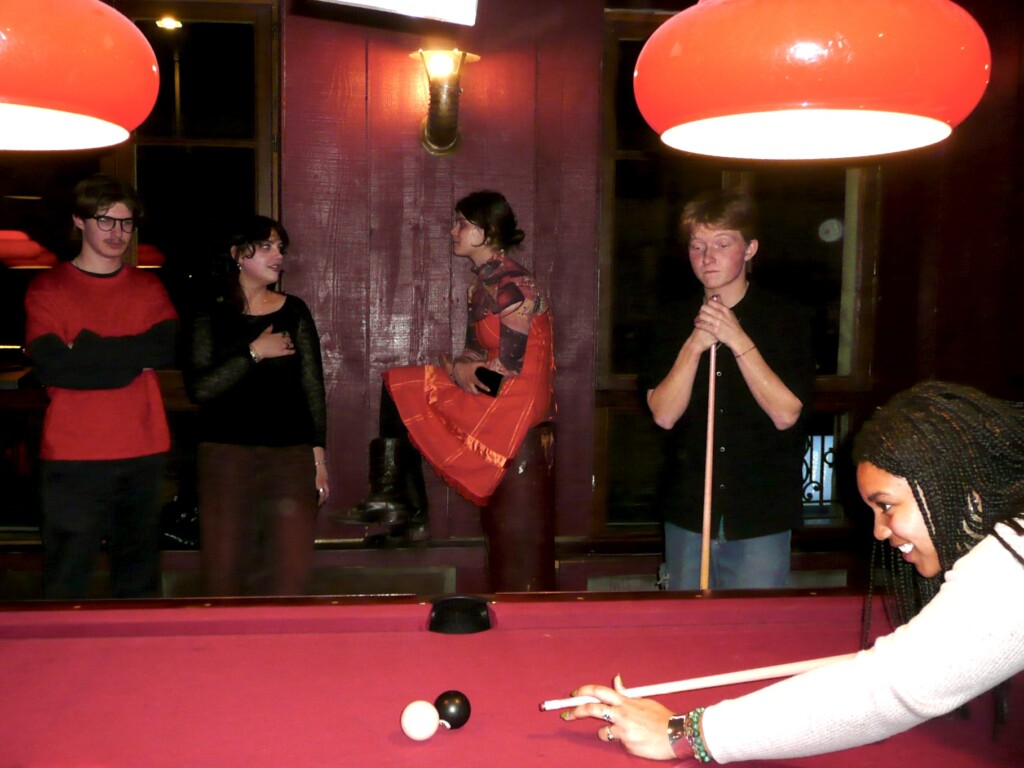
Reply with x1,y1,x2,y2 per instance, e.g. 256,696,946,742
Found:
339,385,428,538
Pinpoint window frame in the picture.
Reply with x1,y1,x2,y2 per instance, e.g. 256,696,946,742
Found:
106,0,279,217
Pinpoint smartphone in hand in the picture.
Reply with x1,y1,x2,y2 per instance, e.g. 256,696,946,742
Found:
475,367,504,397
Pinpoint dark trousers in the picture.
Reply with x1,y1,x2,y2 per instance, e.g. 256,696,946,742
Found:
40,454,166,599
197,442,318,597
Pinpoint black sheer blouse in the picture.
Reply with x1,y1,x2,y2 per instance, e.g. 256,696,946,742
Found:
186,294,327,448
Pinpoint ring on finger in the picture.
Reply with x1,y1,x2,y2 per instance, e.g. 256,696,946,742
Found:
605,726,615,742
601,710,614,723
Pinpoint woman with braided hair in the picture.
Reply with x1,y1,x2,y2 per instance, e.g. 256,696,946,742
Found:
854,380,1024,626
561,381,1024,763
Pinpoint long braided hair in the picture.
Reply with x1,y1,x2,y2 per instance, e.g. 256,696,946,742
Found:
852,381,1024,627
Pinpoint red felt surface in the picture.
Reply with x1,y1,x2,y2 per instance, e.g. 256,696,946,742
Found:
1,593,1020,767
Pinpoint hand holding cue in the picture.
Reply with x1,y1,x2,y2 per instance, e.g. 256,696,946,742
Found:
701,341,718,590
538,652,856,711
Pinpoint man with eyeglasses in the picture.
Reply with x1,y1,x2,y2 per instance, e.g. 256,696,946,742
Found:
24,174,178,599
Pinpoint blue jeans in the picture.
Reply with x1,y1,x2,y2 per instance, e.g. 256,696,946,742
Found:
661,520,791,590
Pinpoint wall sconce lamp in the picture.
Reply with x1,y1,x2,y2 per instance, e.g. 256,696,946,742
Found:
633,0,990,160
0,0,159,151
411,48,480,155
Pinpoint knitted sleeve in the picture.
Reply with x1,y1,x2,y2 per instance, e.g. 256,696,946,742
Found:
185,310,252,403
293,298,328,448
702,525,1024,763
27,333,140,389
72,321,178,370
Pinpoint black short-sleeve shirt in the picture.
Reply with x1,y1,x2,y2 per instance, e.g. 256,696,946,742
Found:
640,284,814,539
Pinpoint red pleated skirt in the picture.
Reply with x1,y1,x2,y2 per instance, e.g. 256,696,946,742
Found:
384,312,554,505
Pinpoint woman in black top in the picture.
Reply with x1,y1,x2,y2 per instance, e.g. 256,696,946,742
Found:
186,216,328,596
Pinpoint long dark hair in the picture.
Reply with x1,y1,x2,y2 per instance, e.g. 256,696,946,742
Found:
455,190,524,252
217,215,290,314
852,381,1024,625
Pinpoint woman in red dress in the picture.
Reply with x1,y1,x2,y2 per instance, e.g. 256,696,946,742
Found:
344,191,554,538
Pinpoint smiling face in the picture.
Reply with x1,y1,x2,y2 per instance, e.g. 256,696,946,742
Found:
857,462,942,578
687,224,756,301
235,232,286,288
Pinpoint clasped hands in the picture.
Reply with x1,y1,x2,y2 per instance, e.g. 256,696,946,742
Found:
693,294,750,355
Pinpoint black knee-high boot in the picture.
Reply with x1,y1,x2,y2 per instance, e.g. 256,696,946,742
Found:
397,440,429,541
338,386,429,537
342,437,420,525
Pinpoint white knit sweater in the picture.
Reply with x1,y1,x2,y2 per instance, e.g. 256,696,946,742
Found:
703,522,1024,763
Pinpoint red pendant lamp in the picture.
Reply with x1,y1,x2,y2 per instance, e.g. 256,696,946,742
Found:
633,0,991,160
0,0,159,151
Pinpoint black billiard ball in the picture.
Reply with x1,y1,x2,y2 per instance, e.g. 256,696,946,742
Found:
434,690,471,729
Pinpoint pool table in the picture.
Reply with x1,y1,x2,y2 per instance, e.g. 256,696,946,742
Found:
1,591,1019,766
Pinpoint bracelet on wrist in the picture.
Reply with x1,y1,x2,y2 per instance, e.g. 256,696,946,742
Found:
734,344,756,359
314,460,326,466
248,344,261,364
667,708,712,763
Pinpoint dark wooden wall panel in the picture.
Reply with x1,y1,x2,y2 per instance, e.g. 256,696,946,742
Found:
281,10,374,539
281,0,604,541
533,7,603,535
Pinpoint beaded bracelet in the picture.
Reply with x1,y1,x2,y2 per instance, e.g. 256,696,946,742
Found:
248,344,261,364
667,708,712,763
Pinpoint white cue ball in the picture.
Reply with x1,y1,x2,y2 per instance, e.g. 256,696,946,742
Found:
400,700,440,741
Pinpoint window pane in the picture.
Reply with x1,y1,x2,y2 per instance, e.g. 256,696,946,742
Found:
606,410,666,525
749,168,847,376
611,157,720,374
615,39,661,153
0,152,103,355
136,145,256,314
135,21,256,140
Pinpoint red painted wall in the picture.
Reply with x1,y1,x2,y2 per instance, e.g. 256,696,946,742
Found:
280,0,603,540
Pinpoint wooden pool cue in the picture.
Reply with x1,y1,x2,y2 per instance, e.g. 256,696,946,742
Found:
538,653,857,710
700,342,718,590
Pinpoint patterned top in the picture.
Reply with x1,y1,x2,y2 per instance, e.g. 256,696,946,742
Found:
465,251,548,374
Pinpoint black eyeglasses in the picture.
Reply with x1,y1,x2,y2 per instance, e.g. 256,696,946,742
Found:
90,215,136,233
